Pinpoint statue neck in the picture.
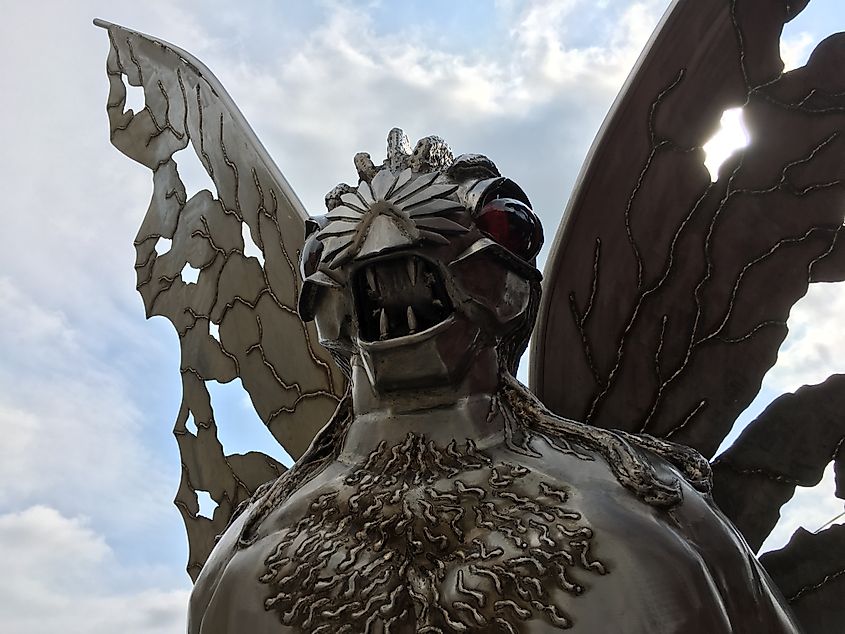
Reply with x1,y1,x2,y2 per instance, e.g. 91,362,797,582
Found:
339,346,505,461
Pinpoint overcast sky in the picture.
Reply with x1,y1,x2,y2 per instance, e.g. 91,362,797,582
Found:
0,1,843,632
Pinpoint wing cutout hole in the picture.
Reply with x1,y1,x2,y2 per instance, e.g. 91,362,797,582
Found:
717,281,845,459
186,412,198,435
209,321,220,341
780,0,837,72
173,145,216,200
206,379,295,467
155,237,172,256
774,281,845,388
702,108,750,182
181,263,200,284
760,462,845,554
195,490,218,519
242,223,266,265
714,281,845,551
122,76,145,115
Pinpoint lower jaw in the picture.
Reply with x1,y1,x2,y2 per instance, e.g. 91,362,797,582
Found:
354,316,484,393
357,314,455,351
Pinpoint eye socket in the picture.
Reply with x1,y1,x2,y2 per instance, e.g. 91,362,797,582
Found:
300,215,329,279
301,234,324,279
475,197,543,260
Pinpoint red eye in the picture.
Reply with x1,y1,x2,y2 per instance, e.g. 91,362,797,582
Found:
300,216,329,279
476,198,543,260
301,234,324,278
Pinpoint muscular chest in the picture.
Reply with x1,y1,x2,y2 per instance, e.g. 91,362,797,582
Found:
257,433,609,633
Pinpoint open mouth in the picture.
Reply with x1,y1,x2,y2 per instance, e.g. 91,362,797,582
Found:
353,255,454,342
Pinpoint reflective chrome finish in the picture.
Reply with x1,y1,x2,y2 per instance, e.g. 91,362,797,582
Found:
187,130,799,634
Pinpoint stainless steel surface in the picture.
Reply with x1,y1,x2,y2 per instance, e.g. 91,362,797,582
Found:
527,1,845,627
185,131,798,632
96,19,347,580
97,1,845,630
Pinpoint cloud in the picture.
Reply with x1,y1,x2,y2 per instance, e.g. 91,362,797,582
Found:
183,0,673,284
0,3,677,626
760,463,845,553
780,31,816,71
0,276,178,534
1,1,841,631
0,506,189,634
718,284,845,555
761,282,845,394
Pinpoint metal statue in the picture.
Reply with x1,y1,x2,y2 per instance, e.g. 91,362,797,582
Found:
188,136,799,633
96,1,845,632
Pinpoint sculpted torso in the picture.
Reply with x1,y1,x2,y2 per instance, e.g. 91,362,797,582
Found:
187,135,799,633
190,404,794,634
188,396,797,633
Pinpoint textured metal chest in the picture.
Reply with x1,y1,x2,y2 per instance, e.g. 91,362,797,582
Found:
258,433,607,632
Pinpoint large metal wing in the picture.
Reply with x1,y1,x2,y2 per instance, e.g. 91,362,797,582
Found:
96,20,346,580
528,0,844,628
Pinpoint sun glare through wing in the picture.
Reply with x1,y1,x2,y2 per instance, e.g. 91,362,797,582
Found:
703,108,750,182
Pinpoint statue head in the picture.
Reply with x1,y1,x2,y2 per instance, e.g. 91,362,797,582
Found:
299,129,543,393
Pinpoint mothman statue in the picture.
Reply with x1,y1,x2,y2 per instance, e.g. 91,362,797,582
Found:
96,1,845,632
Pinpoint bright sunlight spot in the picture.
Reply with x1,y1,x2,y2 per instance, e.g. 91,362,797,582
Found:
703,108,750,182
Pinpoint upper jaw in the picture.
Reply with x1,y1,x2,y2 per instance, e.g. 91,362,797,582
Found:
351,253,455,346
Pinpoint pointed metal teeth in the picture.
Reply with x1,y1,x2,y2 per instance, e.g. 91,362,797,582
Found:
407,258,418,284
407,306,418,334
356,256,454,342
366,268,378,292
379,309,389,340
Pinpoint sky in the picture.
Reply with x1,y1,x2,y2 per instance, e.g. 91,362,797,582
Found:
0,1,843,632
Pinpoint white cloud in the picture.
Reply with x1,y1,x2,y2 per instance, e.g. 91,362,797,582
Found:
0,3,675,625
0,276,177,534
0,1,840,631
0,506,110,577
189,0,674,273
780,31,816,72
763,282,845,394
0,506,189,634
725,282,845,556
760,463,845,553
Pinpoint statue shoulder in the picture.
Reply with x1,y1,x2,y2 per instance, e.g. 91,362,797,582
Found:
513,415,800,632
188,427,800,634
